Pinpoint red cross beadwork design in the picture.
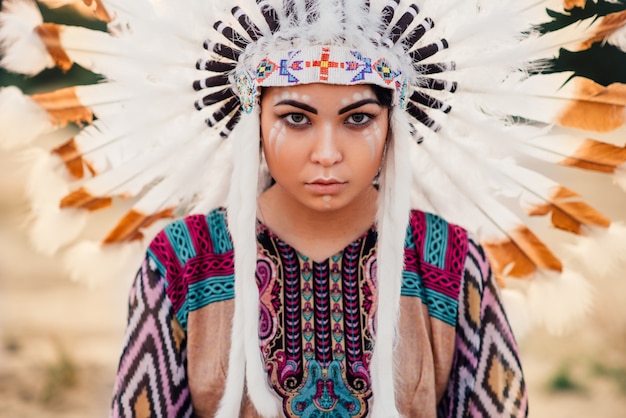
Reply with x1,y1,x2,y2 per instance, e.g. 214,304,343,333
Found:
311,47,343,81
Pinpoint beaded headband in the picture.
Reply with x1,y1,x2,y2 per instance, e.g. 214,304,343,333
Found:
235,45,408,114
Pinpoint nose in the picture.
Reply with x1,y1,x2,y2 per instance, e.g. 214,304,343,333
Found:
311,125,342,166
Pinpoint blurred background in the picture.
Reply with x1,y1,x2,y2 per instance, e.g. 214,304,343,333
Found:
1,2,626,417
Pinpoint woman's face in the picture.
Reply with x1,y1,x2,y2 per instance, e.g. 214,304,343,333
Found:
260,83,389,212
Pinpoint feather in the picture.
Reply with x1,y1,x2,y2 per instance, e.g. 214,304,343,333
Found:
30,86,95,127
62,240,143,287
497,163,611,234
527,270,592,335
0,0,53,75
565,222,626,278
37,0,112,22
0,86,53,149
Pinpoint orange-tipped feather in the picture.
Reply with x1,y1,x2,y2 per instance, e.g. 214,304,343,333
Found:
527,186,611,234
60,187,112,211
560,139,626,173
52,138,94,179
34,23,72,72
104,208,175,244
483,226,563,280
30,87,93,126
82,0,111,22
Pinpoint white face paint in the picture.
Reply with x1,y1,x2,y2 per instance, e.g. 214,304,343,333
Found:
268,119,286,156
360,121,384,162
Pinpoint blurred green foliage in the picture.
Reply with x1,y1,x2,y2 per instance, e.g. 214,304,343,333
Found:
0,1,104,93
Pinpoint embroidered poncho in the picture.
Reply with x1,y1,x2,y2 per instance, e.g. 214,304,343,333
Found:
111,208,527,417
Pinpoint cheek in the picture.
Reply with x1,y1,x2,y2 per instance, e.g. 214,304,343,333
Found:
362,121,386,161
267,120,287,157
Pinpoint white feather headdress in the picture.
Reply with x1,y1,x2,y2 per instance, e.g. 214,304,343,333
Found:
2,0,626,415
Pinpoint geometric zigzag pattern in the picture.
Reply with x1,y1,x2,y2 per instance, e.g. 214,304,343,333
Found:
110,256,192,418
438,237,528,417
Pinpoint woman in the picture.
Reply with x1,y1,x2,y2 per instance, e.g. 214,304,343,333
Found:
110,81,527,416
4,0,625,416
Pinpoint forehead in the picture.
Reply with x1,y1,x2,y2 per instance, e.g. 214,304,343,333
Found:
263,83,377,102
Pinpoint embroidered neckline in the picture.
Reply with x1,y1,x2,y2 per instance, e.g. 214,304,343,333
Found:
256,218,377,264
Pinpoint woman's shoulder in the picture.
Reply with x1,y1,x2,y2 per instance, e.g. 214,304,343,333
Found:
147,207,232,271
406,208,471,260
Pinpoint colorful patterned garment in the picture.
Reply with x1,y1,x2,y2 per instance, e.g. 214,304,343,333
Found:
111,208,528,417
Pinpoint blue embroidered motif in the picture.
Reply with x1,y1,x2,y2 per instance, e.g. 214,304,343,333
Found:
279,51,304,83
346,51,372,83
256,59,276,81
291,360,361,417
373,58,400,84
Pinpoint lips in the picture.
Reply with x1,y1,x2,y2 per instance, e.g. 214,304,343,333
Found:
305,178,346,195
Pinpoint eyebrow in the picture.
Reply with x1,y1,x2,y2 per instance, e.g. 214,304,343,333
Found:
274,100,318,114
338,99,381,115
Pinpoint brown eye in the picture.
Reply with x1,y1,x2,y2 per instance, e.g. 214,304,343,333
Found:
283,113,309,126
347,113,372,125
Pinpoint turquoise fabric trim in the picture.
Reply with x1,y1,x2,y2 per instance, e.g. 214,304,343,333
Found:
188,275,235,310
400,271,425,299
401,271,458,327
404,222,415,249
206,209,233,254
424,213,448,269
174,276,235,331
164,218,197,266
423,288,457,326
175,299,189,330
146,248,166,278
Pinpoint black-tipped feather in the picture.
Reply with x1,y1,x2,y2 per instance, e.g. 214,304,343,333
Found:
414,62,456,75
220,109,242,138
405,102,440,131
213,21,250,50
205,97,240,127
195,88,235,110
195,59,236,72
409,91,451,113
418,77,458,92
257,0,281,32
402,18,434,48
379,0,400,29
193,73,231,91
232,6,263,41
388,4,419,44
203,41,242,61
409,39,449,62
